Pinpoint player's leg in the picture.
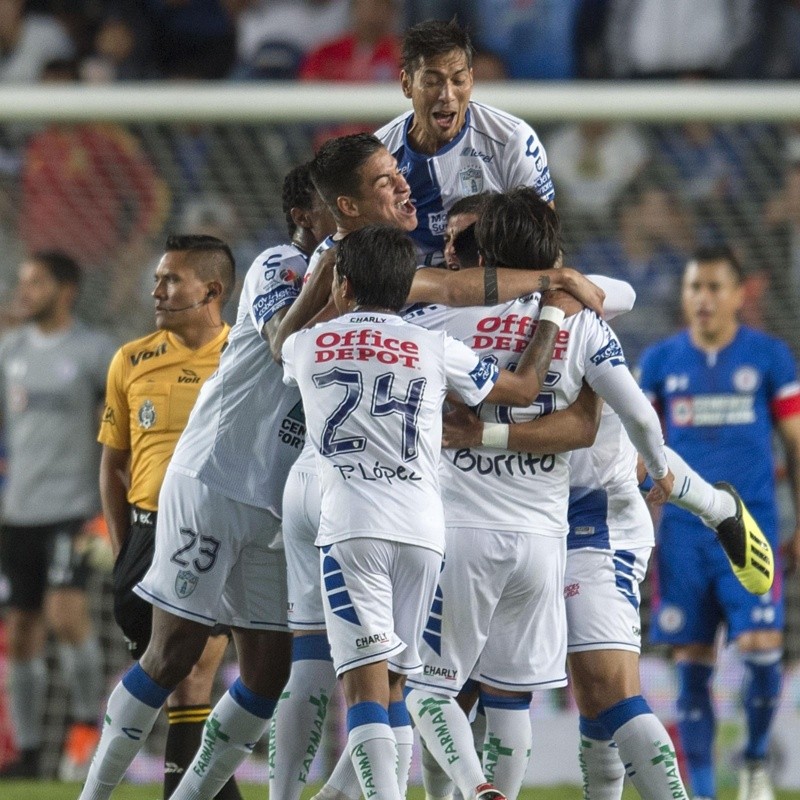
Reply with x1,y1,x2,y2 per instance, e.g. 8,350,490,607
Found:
45,520,105,782
0,524,48,778
271,466,337,800
79,607,211,800
165,628,242,800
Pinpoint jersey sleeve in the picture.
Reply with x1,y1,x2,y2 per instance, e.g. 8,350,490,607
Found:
246,248,307,334
585,274,636,321
767,337,800,420
98,347,130,450
503,122,555,203
281,332,299,387
443,335,499,406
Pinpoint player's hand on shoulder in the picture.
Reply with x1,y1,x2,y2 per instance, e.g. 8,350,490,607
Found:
542,288,582,318
551,268,605,316
442,402,483,449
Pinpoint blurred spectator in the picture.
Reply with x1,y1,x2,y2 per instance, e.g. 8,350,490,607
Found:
235,0,349,78
573,184,694,361
403,0,477,29
299,0,400,82
763,0,800,78
603,0,759,79
17,60,170,331
300,0,401,147
471,47,507,81
546,121,650,222
142,0,237,79
473,0,582,79
0,0,74,83
80,7,158,82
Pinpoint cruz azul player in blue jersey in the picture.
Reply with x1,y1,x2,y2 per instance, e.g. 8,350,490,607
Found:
376,18,554,266
639,245,800,800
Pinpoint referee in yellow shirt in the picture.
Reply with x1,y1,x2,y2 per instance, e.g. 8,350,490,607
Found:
98,234,239,799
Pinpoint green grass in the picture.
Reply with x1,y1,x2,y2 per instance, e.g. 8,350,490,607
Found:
4,785,800,800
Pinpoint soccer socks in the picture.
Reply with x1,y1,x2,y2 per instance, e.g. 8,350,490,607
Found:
407,688,487,800
7,656,47,750
171,678,275,800
58,636,104,724
325,747,363,800
480,691,532,799
598,696,689,800
78,663,171,800
269,635,336,800
741,649,783,762
676,663,716,799
347,701,401,800
578,716,624,800
664,446,736,527
164,705,243,800
422,738,455,800
389,700,414,796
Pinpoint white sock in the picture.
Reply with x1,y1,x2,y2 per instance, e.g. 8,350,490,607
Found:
665,446,736,526
58,636,104,722
471,708,487,763
610,713,689,800
269,657,337,800
407,688,487,800
578,731,625,800
482,703,532,799
171,686,272,799
8,657,47,749
348,722,401,800
78,677,164,800
422,738,455,800
393,723,414,797
327,747,362,800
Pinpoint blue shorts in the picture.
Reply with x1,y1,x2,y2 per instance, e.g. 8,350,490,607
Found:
650,519,783,646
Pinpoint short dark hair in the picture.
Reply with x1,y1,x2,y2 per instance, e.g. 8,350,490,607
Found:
690,244,744,283
165,234,236,304
453,222,480,269
402,18,473,74
335,225,416,312
309,133,386,215
282,162,316,237
31,251,81,287
476,187,561,271
448,191,491,218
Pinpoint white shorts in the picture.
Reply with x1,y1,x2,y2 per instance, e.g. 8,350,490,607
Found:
283,465,324,630
135,468,288,631
321,538,441,677
407,528,568,696
565,546,650,653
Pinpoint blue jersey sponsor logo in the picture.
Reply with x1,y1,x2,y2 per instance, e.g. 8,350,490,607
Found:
469,358,498,389
590,339,626,367
253,286,298,324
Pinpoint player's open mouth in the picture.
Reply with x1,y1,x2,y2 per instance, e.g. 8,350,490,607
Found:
397,199,415,215
433,111,456,130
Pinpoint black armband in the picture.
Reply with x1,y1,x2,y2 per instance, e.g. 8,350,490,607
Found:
484,266,498,305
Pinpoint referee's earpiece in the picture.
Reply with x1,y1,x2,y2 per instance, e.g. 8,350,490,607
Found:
206,289,218,301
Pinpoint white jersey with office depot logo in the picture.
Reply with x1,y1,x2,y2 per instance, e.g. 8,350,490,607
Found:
169,244,308,515
568,405,654,552
407,298,666,535
376,101,554,265
282,311,498,554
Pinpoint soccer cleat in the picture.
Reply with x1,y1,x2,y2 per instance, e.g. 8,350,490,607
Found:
738,760,775,800
714,482,774,595
58,722,100,782
474,783,507,800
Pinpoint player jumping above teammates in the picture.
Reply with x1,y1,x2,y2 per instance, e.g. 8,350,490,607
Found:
78,166,335,800
640,245,800,800
282,223,575,800
376,18,554,265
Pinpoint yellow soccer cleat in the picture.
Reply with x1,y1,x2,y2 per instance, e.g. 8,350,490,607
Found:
714,482,774,595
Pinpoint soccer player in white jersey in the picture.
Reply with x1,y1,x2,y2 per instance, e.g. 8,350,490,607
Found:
269,133,604,800
402,188,675,800
437,192,771,800
282,223,574,800
78,165,336,800
375,18,554,265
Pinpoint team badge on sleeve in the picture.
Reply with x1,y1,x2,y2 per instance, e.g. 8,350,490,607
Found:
469,358,499,389
137,399,156,429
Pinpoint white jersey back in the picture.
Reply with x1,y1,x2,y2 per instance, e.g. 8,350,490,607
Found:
568,406,653,552
406,298,638,536
170,244,308,515
376,101,555,265
282,311,498,554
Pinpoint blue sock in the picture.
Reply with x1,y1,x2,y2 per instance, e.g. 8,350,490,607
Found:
347,700,390,732
741,650,782,761
121,662,172,708
230,677,278,719
676,662,716,799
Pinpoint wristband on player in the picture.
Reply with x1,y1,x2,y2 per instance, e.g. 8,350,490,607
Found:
484,266,499,305
539,305,566,327
481,422,509,449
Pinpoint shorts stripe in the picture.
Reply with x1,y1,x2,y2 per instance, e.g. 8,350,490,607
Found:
322,553,361,625
422,584,444,655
